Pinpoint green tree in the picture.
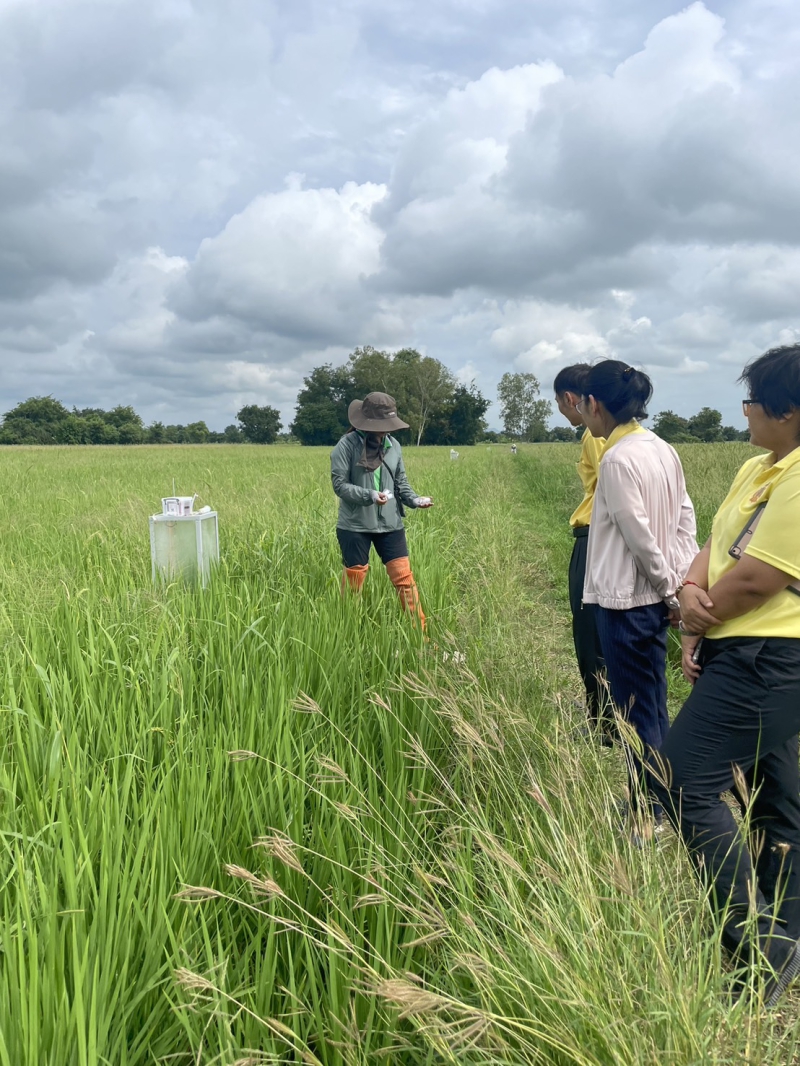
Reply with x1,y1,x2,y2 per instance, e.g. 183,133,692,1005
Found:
147,421,167,443
236,404,282,444
721,424,749,442
54,415,88,444
105,405,144,430
1,396,71,443
390,348,455,445
118,422,145,444
548,426,581,442
687,407,723,443
652,410,693,443
426,383,489,445
184,421,210,444
348,346,395,397
222,424,244,442
496,373,552,441
291,364,355,446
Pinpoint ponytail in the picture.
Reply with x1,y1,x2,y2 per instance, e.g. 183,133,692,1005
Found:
584,360,652,422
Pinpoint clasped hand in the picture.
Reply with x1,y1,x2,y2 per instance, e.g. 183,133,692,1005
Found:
678,585,721,685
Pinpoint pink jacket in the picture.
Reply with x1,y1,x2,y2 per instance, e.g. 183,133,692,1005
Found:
584,430,698,610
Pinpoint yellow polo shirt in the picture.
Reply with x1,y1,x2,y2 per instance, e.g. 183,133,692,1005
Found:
569,429,605,528
707,447,800,639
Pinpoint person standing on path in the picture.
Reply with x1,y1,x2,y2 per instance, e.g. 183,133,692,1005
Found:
580,360,698,841
652,345,800,1004
331,392,433,630
553,363,613,744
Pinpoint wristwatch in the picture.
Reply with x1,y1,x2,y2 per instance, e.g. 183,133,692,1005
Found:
665,596,680,611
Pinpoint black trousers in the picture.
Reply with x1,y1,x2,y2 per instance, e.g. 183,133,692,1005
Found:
568,527,608,727
337,527,408,568
651,637,800,970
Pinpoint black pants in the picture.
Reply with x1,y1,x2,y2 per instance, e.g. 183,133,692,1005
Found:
651,637,800,970
337,528,408,568
596,601,669,816
568,528,608,728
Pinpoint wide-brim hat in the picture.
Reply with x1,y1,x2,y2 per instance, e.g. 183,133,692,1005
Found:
348,392,409,432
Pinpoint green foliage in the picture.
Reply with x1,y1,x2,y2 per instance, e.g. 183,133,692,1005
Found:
654,408,749,444
687,406,724,442
425,383,489,445
290,363,355,445
497,372,552,441
291,347,486,446
0,395,72,443
236,404,282,444
548,425,582,442
0,442,793,1064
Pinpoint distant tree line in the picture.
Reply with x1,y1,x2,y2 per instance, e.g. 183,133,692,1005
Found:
651,407,749,443
0,363,748,448
290,346,490,446
0,397,283,445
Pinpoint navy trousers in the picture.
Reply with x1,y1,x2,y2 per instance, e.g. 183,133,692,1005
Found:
596,602,670,814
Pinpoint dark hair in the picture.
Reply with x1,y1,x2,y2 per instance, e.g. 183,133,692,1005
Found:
739,345,800,419
553,363,591,395
584,360,653,423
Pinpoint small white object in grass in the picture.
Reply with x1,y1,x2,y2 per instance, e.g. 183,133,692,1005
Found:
450,450,459,460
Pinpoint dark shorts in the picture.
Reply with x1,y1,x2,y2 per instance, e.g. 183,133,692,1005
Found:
336,528,409,568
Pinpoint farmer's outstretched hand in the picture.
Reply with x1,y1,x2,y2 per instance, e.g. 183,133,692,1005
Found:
416,497,434,508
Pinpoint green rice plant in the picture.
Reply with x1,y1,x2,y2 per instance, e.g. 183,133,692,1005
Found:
0,441,796,1064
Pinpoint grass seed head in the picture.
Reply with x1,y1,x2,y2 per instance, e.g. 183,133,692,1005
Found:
223,864,285,898
174,968,217,993
174,885,223,901
254,833,305,874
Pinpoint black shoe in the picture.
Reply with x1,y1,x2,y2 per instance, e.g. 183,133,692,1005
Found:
765,940,800,1008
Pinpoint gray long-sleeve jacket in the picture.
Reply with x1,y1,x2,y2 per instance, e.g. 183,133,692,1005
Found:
330,432,420,532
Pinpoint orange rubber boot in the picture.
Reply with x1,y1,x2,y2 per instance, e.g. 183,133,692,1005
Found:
385,557,426,631
341,564,369,593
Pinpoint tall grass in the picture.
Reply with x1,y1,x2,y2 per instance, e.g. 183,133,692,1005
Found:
0,442,797,1064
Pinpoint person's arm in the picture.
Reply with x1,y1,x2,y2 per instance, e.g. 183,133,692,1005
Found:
330,439,373,506
393,453,432,508
704,555,796,622
677,538,714,683
675,489,699,579
602,460,675,598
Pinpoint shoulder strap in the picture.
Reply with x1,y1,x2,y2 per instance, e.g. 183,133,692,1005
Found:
379,454,406,517
729,502,800,596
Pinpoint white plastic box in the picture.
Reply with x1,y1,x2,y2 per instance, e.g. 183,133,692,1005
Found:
150,511,219,586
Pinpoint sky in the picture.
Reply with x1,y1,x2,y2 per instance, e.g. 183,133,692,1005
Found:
1,0,799,432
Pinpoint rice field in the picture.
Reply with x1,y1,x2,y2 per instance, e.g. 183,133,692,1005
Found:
1,440,798,1065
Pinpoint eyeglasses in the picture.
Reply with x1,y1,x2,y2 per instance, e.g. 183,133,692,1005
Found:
742,398,763,414
575,399,585,412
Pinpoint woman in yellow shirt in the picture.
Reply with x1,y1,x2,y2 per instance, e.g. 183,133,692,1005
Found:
553,364,611,743
654,344,800,1005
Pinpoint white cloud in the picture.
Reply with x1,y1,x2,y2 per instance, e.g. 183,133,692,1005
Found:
172,180,387,343
1,0,799,431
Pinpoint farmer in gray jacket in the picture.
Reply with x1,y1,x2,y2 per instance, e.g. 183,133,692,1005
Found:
331,392,433,629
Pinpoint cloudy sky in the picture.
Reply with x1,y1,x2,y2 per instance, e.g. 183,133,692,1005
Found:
1,0,799,431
